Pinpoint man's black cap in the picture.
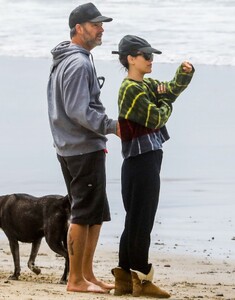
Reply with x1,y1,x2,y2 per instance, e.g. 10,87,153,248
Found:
112,35,162,55
69,2,113,28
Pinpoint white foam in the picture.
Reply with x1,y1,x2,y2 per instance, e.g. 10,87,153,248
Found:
0,0,235,65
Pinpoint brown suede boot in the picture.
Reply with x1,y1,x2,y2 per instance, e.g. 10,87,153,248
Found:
131,266,171,298
111,267,132,296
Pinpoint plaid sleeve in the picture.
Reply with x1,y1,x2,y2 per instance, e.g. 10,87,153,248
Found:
118,80,173,129
163,65,195,101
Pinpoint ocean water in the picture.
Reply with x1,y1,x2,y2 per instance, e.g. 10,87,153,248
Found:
0,0,235,66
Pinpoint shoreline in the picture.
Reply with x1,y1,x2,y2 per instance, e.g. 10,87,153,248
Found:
1,54,235,68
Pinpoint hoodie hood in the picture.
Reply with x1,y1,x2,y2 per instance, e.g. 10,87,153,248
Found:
50,41,90,69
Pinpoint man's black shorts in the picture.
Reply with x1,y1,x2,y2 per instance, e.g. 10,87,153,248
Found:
57,150,110,225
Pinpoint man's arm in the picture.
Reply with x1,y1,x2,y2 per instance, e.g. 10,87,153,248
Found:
63,62,117,135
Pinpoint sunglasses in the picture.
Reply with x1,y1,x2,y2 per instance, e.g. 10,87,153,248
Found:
97,76,105,89
136,52,154,61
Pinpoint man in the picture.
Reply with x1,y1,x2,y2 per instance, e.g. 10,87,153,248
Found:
47,2,119,294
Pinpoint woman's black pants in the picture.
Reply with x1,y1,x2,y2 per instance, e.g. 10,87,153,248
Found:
119,150,163,275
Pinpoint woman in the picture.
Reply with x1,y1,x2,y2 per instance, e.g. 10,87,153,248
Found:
111,35,194,298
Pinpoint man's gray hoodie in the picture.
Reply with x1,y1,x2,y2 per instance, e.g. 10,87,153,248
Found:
47,41,117,156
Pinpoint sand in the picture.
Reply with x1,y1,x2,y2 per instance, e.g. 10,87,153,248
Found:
0,56,235,299
0,238,234,300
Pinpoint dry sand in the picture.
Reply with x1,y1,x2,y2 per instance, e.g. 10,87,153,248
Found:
0,237,234,300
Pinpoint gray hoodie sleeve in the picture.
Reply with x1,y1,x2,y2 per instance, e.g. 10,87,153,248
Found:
63,56,117,135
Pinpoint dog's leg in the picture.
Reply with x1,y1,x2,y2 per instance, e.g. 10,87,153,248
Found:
46,234,68,284
61,232,69,284
27,238,42,275
59,250,69,284
8,239,21,280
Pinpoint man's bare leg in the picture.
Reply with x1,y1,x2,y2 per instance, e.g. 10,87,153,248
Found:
83,224,115,290
66,223,107,293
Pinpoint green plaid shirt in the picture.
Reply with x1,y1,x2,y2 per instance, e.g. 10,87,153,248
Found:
118,65,194,158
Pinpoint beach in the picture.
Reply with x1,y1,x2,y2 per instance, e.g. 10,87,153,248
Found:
0,56,235,299
0,238,234,300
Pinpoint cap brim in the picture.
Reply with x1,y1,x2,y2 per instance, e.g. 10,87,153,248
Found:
139,46,162,54
90,16,113,23
112,48,162,55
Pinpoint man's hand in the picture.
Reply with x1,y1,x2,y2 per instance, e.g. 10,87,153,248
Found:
116,122,121,137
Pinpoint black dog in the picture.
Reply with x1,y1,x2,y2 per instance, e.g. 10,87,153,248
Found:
0,193,70,283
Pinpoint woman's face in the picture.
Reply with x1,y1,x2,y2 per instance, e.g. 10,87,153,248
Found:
129,53,154,76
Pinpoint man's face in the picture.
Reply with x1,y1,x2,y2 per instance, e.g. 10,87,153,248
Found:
80,22,104,50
